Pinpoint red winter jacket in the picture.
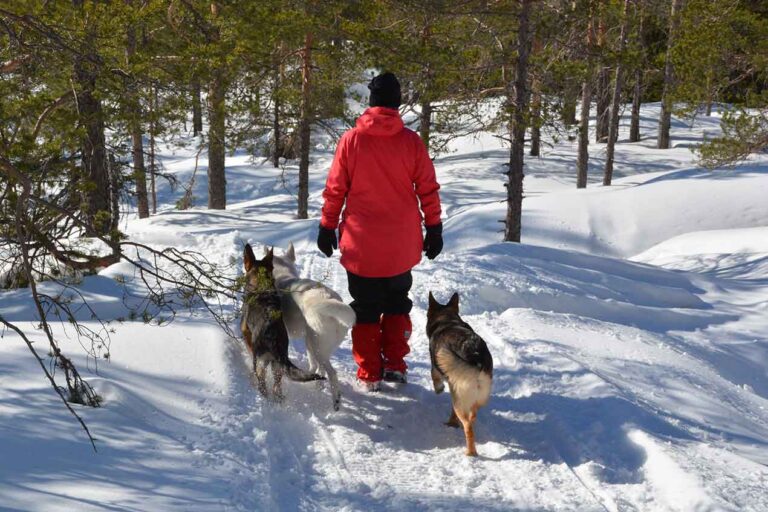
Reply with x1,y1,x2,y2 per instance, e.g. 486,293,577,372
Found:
320,107,442,278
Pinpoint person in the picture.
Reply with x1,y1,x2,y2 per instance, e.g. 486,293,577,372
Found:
317,71,443,392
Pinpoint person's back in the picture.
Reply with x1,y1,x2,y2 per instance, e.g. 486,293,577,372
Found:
317,72,444,390
323,106,439,277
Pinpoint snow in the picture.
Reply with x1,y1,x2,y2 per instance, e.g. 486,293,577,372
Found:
2,103,768,511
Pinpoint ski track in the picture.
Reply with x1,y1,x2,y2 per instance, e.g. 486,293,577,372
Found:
183,235,768,512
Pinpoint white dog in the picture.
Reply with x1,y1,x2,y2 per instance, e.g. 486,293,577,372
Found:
270,243,356,410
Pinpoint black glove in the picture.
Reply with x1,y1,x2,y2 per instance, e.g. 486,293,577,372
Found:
423,223,443,260
317,225,337,257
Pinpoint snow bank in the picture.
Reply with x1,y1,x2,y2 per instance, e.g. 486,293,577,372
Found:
2,102,768,511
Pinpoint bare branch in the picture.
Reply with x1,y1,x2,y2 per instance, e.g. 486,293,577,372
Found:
32,91,75,141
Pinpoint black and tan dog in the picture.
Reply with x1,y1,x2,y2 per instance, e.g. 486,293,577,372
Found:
427,292,493,456
241,244,323,401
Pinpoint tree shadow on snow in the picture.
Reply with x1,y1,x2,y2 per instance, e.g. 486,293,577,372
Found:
0,357,234,512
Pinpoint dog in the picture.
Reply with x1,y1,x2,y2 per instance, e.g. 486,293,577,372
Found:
241,244,323,402
271,243,356,410
426,292,493,456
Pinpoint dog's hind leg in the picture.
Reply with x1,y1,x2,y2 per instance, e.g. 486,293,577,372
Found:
456,405,479,457
255,359,268,398
431,366,445,394
445,387,461,427
445,407,461,428
305,330,321,375
271,362,285,404
320,358,341,411
242,325,253,355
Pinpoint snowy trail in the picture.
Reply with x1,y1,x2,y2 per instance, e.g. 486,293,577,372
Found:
3,104,768,511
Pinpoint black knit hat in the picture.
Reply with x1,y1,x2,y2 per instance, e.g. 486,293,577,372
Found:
368,72,401,109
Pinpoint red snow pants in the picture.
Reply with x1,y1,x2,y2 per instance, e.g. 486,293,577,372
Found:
348,271,412,381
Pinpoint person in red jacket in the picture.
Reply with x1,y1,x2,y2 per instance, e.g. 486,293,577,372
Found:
317,72,443,392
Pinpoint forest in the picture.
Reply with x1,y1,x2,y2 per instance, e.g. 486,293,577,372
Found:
1,2,768,510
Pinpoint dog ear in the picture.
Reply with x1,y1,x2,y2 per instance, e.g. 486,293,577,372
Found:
244,244,257,272
263,247,274,269
428,291,438,309
447,292,460,312
286,242,296,262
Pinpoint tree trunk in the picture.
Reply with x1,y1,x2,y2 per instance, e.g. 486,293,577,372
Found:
596,67,610,143
272,48,281,168
192,78,203,136
149,83,157,214
530,36,542,157
108,154,120,232
206,2,226,210
658,0,684,149
577,1,596,189
419,20,433,152
603,0,632,187
297,32,313,219
504,0,533,243
207,72,227,210
595,6,610,143
131,127,149,218
419,100,432,151
530,85,541,157
629,4,644,143
562,84,579,127
74,53,111,235
629,69,642,142
577,81,593,189
272,89,281,168
125,16,149,219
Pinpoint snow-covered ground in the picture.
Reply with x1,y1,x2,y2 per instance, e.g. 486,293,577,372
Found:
2,104,768,511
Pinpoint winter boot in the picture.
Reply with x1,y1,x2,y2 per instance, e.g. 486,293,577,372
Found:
356,379,382,393
381,314,411,381
382,369,407,384
351,322,383,385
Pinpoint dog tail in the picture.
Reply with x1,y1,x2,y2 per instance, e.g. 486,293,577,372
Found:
436,346,492,414
281,358,325,382
304,299,356,333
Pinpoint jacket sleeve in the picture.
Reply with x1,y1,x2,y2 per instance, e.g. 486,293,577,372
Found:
413,135,442,226
320,133,351,229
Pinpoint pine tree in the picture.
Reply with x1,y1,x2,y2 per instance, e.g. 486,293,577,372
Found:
594,0,611,144
504,0,534,243
603,0,633,186
657,0,684,149
368,1,484,156
296,30,313,219
577,0,597,189
628,0,646,143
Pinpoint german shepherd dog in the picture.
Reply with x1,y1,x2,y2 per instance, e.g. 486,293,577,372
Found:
427,292,493,456
241,244,323,401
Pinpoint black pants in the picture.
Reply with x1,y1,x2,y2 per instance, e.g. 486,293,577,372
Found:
347,271,413,324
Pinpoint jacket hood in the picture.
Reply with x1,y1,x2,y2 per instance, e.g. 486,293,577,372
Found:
355,107,404,136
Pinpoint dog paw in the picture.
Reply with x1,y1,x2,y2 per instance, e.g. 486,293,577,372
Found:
465,449,478,457
434,382,445,394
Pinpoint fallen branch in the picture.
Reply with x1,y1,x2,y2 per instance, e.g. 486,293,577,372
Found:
0,315,97,451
